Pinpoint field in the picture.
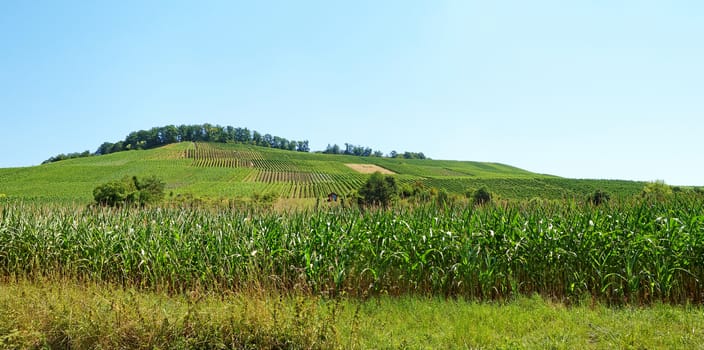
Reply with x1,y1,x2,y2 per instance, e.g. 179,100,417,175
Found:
0,142,648,203
2,196,703,302
2,195,704,348
2,144,703,348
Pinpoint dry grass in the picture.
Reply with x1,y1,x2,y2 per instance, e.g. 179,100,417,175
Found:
345,163,395,174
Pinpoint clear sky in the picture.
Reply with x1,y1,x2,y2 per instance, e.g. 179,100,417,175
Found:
1,1,702,185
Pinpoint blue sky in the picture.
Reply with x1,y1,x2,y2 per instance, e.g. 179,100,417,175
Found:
1,1,702,185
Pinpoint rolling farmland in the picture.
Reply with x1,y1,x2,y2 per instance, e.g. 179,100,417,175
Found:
183,142,368,198
0,141,652,202
2,142,699,302
1,141,703,348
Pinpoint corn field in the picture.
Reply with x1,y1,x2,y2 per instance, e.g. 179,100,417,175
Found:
1,196,703,304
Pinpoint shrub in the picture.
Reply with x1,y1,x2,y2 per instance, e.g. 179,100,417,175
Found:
93,177,138,207
358,172,398,208
399,183,414,199
642,180,672,202
134,175,166,205
436,188,450,206
472,187,492,206
252,191,277,204
587,190,610,206
93,175,165,207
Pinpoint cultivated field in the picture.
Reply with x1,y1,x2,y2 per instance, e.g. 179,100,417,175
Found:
2,194,704,348
2,195,702,303
0,142,649,203
2,143,703,348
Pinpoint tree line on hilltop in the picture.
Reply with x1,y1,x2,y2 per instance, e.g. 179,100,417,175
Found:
43,123,428,164
96,124,311,155
321,143,426,159
43,124,310,164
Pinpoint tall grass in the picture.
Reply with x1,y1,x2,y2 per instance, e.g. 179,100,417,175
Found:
1,195,702,303
4,280,704,349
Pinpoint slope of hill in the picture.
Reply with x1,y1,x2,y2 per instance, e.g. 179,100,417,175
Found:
0,142,646,202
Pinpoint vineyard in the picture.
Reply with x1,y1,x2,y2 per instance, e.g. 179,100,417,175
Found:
0,141,656,202
185,142,265,168
183,143,373,198
241,171,367,198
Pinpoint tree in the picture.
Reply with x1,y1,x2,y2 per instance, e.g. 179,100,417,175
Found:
93,177,138,207
42,150,93,164
93,175,165,207
96,142,114,155
358,172,398,207
252,131,263,146
235,127,251,143
642,180,672,202
587,189,610,206
273,136,284,149
472,187,492,206
110,141,125,153
296,140,310,152
262,134,274,147
134,175,166,205
324,144,341,154
300,141,307,152
161,125,179,144
49,123,315,164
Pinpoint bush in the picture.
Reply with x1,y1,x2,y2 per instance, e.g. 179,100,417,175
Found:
93,178,138,207
358,172,398,208
436,188,451,206
472,187,492,206
134,175,166,205
399,183,414,199
252,191,277,204
642,180,672,202
93,175,165,207
587,190,610,206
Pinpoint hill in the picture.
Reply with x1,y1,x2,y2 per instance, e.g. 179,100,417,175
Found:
0,142,646,203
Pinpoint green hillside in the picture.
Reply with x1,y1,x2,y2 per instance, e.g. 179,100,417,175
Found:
0,142,646,202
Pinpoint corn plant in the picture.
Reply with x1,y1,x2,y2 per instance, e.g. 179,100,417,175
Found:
1,194,702,304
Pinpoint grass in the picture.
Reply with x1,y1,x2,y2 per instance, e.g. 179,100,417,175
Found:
0,142,649,202
2,279,703,349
